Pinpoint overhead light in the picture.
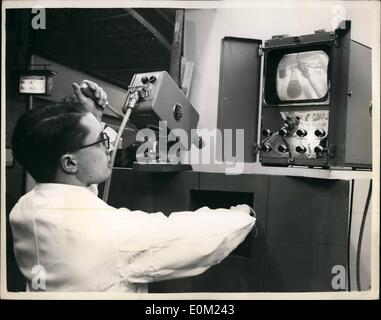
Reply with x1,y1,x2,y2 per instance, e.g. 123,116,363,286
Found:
19,65,57,95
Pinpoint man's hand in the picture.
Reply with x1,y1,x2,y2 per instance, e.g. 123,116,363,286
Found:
72,80,108,121
195,204,256,217
230,204,256,217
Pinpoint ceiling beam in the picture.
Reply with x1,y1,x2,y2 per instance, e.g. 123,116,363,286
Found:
45,26,151,39
91,67,168,72
85,70,129,88
49,11,131,23
155,8,175,27
75,12,131,23
123,8,171,51
82,56,170,70
87,60,169,70
169,9,184,86
80,30,151,39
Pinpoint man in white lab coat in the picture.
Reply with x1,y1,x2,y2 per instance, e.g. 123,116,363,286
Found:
9,81,256,292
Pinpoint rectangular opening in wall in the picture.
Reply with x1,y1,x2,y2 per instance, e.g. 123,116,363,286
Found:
190,190,254,258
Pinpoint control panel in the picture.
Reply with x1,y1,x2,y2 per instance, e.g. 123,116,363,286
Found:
261,110,329,163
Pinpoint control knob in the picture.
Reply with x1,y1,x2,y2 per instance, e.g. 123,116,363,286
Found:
261,144,272,152
296,129,307,137
279,128,289,137
262,129,272,137
278,144,289,153
295,145,307,153
314,146,327,153
314,129,326,138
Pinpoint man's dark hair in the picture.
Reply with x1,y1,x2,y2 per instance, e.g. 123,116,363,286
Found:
12,102,90,183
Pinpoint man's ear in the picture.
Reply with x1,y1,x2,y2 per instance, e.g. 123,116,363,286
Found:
59,154,78,174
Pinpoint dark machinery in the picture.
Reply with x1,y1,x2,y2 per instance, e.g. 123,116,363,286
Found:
127,71,200,167
259,20,372,169
85,71,200,201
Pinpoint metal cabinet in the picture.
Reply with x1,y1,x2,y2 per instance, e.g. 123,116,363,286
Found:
109,169,349,292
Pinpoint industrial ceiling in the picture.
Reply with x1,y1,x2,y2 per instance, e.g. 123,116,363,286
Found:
29,8,178,88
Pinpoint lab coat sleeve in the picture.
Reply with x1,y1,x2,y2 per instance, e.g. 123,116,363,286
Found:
111,207,255,283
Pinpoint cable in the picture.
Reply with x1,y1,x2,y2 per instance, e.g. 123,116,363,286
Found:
347,179,354,291
104,103,124,119
356,180,372,291
102,92,138,202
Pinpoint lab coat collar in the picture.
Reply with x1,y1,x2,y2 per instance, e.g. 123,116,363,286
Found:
34,183,92,192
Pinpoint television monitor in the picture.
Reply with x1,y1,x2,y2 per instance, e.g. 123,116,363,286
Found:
276,50,329,101
259,21,372,169
263,46,331,106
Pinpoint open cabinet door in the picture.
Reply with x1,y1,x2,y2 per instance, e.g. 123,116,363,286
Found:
217,37,262,162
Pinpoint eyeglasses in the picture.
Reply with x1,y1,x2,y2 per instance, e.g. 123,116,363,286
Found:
75,132,110,151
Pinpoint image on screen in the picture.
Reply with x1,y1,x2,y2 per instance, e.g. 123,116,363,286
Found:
276,50,329,101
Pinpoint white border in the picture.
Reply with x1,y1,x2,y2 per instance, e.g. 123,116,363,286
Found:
1,0,379,300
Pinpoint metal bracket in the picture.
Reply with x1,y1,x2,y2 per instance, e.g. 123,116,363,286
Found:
271,34,288,39
252,142,260,156
334,34,341,48
328,144,336,159
258,45,263,56
334,20,351,48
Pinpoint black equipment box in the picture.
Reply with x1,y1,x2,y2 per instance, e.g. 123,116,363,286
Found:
217,20,372,169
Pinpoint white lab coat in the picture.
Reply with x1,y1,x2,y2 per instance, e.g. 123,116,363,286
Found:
9,183,255,292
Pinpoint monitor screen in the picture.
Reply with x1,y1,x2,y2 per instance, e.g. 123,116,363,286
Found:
276,50,329,101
